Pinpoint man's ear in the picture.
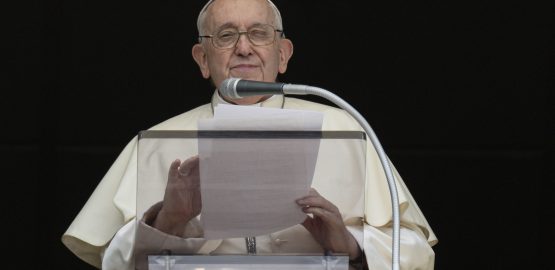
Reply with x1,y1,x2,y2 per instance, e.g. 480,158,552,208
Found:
192,44,210,79
278,38,294,74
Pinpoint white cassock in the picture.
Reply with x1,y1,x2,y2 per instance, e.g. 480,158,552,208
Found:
62,92,438,270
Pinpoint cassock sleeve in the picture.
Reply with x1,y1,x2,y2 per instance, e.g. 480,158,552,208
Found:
101,202,219,270
61,137,139,268
361,138,438,269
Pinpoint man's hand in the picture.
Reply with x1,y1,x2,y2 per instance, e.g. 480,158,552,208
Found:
297,188,361,260
153,156,201,236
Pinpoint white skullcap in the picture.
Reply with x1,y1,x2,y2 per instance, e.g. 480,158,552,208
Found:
196,0,283,34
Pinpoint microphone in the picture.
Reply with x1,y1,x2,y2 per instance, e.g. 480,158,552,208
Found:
219,78,310,99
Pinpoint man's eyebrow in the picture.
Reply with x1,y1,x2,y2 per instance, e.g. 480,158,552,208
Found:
249,23,266,27
215,22,268,30
215,22,237,30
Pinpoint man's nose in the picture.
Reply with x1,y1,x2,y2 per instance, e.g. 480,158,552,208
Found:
234,32,253,56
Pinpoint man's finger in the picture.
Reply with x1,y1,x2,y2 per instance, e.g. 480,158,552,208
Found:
308,188,320,197
297,196,336,213
168,159,181,180
179,156,199,177
302,206,335,222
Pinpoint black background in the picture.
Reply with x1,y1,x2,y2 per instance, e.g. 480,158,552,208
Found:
5,0,553,269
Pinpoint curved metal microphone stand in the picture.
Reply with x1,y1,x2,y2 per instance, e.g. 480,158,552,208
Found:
283,84,401,270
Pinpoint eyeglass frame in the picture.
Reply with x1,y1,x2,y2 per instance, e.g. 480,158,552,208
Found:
198,24,285,49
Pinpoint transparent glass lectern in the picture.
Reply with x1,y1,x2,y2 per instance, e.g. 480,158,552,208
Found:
136,130,367,270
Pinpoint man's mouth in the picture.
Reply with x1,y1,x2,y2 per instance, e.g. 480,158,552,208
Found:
232,64,258,71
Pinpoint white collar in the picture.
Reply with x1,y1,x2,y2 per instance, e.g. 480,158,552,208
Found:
210,90,285,112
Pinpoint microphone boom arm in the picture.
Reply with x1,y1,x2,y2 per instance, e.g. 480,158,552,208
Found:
284,84,401,270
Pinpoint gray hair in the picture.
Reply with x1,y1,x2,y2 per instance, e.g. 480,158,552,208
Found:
196,0,283,35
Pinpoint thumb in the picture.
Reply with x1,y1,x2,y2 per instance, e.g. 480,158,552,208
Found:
301,216,315,232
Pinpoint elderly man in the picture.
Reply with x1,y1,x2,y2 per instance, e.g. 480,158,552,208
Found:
62,0,438,269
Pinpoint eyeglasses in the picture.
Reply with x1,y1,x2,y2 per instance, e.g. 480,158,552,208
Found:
199,24,284,49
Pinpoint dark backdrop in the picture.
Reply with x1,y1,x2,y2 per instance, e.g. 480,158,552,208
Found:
5,0,553,269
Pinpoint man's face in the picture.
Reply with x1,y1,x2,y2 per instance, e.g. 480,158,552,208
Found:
192,0,293,104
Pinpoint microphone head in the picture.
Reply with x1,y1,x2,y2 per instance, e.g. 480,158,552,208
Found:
219,78,242,99
219,78,286,99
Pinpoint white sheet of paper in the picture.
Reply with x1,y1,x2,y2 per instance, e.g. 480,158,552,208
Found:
198,104,323,239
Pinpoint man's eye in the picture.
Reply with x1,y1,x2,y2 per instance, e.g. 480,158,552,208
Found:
218,31,237,40
250,29,269,39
